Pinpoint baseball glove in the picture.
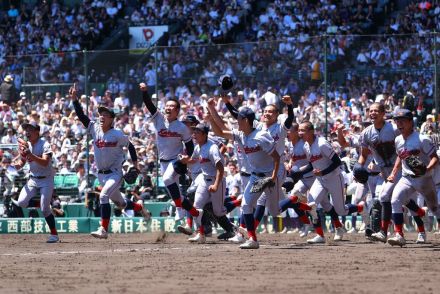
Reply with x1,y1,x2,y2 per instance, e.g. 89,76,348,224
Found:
250,177,275,193
173,160,188,176
405,155,427,176
123,167,139,184
353,164,369,184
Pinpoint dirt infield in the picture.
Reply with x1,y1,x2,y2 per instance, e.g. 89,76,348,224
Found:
1,232,440,294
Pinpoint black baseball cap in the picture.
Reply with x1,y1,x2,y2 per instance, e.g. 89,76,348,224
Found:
393,109,413,120
182,115,199,124
237,107,255,122
98,106,116,118
22,121,40,131
193,123,210,134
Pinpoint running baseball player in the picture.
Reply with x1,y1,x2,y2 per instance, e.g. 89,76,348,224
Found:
208,99,280,249
278,123,315,238
298,121,367,244
70,85,148,239
13,121,59,243
221,94,294,236
139,83,203,226
386,109,439,246
358,103,427,242
179,123,236,243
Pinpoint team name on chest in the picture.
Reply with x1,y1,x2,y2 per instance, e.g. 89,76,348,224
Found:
398,148,420,159
244,145,261,154
95,139,118,148
158,129,180,138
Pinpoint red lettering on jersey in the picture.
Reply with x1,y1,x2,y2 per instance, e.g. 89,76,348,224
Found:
158,129,181,138
95,140,118,149
310,154,323,162
292,154,307,161
398,149,420,159
244,146,261,154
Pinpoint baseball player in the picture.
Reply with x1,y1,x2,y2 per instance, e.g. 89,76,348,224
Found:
12,121,59,243
208,99,280,249
139,83,203,226
278,123,315,238
179,123,236,243
386,109,439,246
221,94,294,234
298,121,367,244
358,103,427,242
70,85,148,239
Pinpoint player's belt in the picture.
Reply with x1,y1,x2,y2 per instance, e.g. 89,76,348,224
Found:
240,172,251,177
30,175,46,179
252,172,267,177
98,169,112,174
370,172,380,176
160,158,176,163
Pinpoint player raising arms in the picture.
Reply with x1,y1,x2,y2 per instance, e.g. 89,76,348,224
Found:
139,83,203,227
13,121,59,243
207,98,280,249
70,85,148,239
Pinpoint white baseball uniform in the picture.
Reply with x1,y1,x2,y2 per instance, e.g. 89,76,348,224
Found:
88,121,130,207
192,139,226,216
391,132,440,218
17,138,54,217
305,136,348,215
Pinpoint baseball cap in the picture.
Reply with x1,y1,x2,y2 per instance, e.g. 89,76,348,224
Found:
19,91,26,98
182,115,199,124
98,106,116,118
237,90,244,96
193,123,210,134
237,107,255,122
4,75,13,82
45,92,51,98
22,121,41,131
393,109,413,120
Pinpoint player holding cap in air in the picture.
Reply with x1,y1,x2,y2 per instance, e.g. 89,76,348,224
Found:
208,99,280,249
387,109,439,246
13,121,59,243
70,85,149,239
139,83,203,227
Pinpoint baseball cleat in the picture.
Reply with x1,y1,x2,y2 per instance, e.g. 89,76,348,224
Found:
228,232,245,244
91,226,108,239
217,231,236,240
416,232,427,244
387,233,406,247
333,227,345,241
280,227,288,234
347,227,357,234
237,226,248,236
188,233,206,244
194,209,204,226
299,225,311,238
177,225,193,236
46,234,59,243
370,231,387,243
307,235,325,244
239,237,259,249
174,207,185,221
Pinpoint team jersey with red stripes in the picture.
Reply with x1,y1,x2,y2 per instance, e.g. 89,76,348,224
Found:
88,121,129,172
395,131,436,177
304,136,340,174
287,139,313,177
192,139,224,177
150,111,192,161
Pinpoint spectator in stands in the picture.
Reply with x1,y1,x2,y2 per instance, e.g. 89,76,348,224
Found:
0,75,17,103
